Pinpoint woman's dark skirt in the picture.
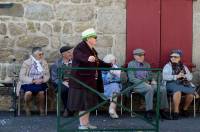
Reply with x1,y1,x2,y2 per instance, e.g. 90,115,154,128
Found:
21,83,48,94
67,78,98,111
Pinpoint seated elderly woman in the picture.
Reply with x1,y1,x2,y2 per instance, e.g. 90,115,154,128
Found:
163,49,196,120
102,54,121,119
19,47,50,116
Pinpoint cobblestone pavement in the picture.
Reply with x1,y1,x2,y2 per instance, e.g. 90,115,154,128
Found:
0,112,200,132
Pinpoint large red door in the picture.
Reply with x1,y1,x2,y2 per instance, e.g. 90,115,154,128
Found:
160,0,193,67
127,0,161,68
127,0,193,68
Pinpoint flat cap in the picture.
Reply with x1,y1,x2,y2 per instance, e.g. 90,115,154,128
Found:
60,46,73,54
133,48,145,55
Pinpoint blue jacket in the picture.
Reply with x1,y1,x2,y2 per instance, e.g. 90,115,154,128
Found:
102,71,120,85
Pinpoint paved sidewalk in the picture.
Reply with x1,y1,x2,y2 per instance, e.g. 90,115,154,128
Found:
0,113,200,132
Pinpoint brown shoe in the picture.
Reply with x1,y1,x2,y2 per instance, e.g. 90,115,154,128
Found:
194,92,200,99
63,109,69,117
181,109,190,117
40,111,45,116
25,107,31,116
39,108,45,116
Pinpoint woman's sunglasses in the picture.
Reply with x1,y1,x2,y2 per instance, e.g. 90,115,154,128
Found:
90,36,97,39
38,53,44,57
170,56,180,59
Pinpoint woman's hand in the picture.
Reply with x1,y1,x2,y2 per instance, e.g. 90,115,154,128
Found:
88,56,96,62
32,79,43,84
176,72,185,79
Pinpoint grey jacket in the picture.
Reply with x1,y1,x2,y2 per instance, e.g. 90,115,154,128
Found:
127,60,152,84
162,62,193,86
50,58,72,85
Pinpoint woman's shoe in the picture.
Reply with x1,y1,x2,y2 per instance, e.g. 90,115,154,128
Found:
63,109,69,117
78,124,97,130
172,112,179,120
78,125,88,130
144,110,153,120
87,123,97,129
25,109,31,116
39,108,45,116
25,105,31,116
109,108,119,119
160,110,172,120
194,92,199,99
110,113,119,119
181,109,190,117
40,111,45,116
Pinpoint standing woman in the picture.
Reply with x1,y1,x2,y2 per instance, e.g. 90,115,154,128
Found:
163,49,195,120
67,28,111,130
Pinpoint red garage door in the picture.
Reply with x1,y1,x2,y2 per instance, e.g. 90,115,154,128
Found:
127,0,193,68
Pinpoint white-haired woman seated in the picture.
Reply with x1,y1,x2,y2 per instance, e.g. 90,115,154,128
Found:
102,54,121,119
19,47,49,116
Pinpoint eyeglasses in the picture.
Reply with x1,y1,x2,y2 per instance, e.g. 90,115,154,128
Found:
38,53,44,57
90,36,97,39
134,54,145,57
170,56,180,59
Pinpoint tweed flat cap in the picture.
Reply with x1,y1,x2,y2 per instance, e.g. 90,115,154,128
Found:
133,48,145,55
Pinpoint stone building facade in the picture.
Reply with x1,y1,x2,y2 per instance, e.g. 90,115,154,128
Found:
0,0,200,110
0,0,126,110
0,0,126,65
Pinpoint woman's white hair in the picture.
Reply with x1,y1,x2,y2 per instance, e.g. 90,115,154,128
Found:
103,54,116,63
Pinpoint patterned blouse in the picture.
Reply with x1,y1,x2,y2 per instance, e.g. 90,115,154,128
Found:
29,61,44,80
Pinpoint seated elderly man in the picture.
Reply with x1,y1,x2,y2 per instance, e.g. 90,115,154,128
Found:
19,47,50,116
51,46,73,117
127,48,170,120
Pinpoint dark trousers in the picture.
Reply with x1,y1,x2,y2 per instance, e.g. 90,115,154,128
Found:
53,83,69,110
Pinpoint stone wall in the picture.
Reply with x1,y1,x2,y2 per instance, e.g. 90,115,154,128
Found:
192,0,200,85
193,0,200,68
0,0,126,111
0,0,126,65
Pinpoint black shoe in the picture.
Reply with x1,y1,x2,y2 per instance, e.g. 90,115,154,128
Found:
160,111,172,120
181,109,190,117
172,112,179,120
145,110,153,120
69,111,75,116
